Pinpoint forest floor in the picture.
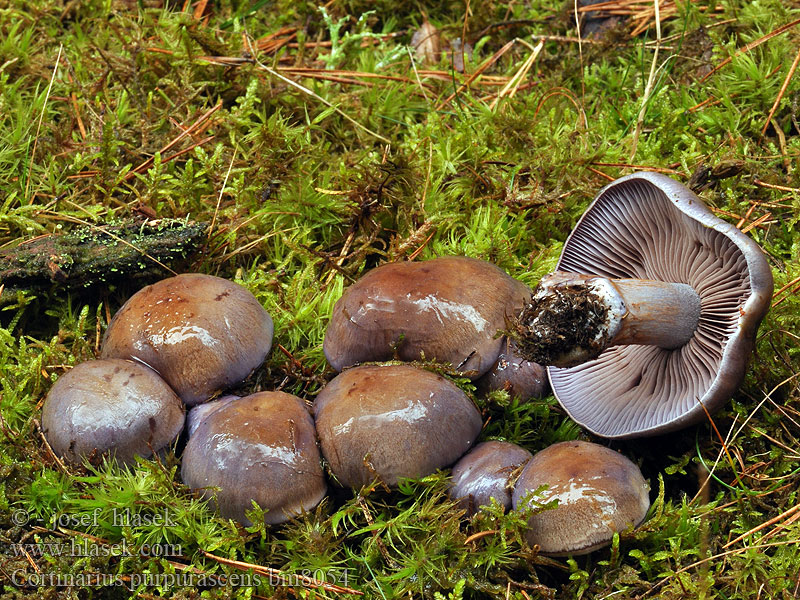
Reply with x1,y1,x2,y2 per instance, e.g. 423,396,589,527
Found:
1,0,800,598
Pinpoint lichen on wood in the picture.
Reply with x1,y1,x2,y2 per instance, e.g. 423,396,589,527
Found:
0,219,208,304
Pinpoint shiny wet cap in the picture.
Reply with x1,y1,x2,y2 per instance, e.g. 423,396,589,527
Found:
102,273,274,406
512,440,650,555
41,359,184,466
314,364,483,488
181,391,327,525
186,394,239,437
323,257,531,378
476,338,547,401
449,440,533,515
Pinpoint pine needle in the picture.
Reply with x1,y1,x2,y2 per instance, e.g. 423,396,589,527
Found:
26,43,63,204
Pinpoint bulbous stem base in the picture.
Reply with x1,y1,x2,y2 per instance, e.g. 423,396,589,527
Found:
512,271,702,367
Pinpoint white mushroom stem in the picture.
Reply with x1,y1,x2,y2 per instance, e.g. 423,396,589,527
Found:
514,271,702,367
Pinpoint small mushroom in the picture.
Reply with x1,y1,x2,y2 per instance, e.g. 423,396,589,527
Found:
449,441,533,515
410,20,441,64
324,257,530,378
512,440,650,556
476,338,547,401
512,173,774,437
102,273,274,406
181,391,327,526
314,364,483,488
41,359,184,466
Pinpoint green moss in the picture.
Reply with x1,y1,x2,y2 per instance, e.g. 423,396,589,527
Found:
1,0,799,598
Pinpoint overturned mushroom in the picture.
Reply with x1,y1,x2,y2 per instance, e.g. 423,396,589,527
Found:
324,257,530,378
41,359,184,466
449,440,533,515
314,364,483,488
181,391,327,526
102,273,274,406
512,173,773,438
512,440,650,556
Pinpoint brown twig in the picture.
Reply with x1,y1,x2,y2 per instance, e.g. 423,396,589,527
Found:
26,44,63,203
723,503,800,548
636,540,800,599
464,529,498,544
773,275,800,299
701,17,800,83
698,399,745,489
33,418,69,475
586,166,615,181
160,134,215,165
753,179,800,193
761,45,800,136
741,212,773,234
276,343,309,376
407,230,436,261
436,39,516,110
124,101,222,181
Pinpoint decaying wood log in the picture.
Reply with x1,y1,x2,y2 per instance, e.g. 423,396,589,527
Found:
0,219,208,304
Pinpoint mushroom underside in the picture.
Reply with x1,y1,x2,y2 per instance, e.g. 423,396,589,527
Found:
547,177,766,438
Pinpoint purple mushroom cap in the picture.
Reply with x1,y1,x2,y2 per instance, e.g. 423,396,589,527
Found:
512,440,650,555
548,172,773,438
41,359,185,466
323,257,531,378
181,391,327,526
314,364,483,488
449,440,533,515
101,273,274,407
476,338,547,401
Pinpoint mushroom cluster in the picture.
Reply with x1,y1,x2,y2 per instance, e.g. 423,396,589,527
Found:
324,255,546,399
448,439,650,555
37,172,772,553
41,273,331,526
313,256,551,494
42,274,274,463
315,171,771,550
101,273,274,406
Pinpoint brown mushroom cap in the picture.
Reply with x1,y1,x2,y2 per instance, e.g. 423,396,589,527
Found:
41,359,184,466
449,440,533,515
181,391,327,526
542,172,774,437
323,257,531,378
101,273,274,406
512,440,650,555
186,395,239,438
314,364,483,488
476,338,547,401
